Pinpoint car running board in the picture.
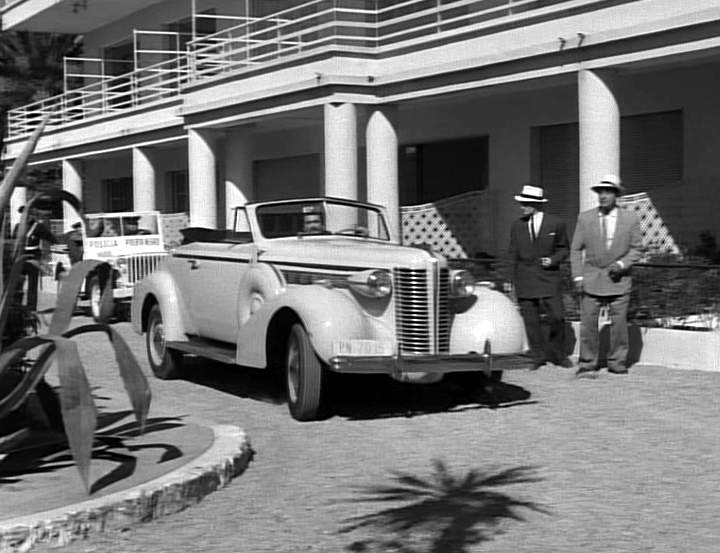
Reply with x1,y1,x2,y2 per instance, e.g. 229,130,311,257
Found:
166,338,237,365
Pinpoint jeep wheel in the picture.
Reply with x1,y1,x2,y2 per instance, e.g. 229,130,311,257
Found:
88,276,114,322
146,305,183,379
285,323,324,421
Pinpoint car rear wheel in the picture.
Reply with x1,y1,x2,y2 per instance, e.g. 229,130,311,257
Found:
285,323,324,421
146,304,183,379
88,275,114,322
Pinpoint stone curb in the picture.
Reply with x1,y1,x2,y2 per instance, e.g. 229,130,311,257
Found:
0,424,253,553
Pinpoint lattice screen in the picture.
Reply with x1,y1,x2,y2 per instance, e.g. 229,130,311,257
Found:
618,192,680,256
160,212,189,250
401,190,491,259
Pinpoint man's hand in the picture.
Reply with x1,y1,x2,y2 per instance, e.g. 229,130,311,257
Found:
608,263,623,281
574,279,584,294
540,257,552,268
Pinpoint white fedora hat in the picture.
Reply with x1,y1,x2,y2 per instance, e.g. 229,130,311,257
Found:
514,184,548,203
591,174,624,194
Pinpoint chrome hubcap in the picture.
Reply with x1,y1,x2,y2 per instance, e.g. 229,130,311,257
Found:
90,284,101,317
150,319,165,366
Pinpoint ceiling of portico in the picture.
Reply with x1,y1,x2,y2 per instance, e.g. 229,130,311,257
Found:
2,0,168,33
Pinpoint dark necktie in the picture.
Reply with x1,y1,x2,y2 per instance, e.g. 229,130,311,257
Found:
529,217,536,242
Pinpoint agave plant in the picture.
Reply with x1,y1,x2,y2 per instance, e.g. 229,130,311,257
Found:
0,115,151,493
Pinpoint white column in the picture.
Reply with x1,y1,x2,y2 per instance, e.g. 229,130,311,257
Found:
366,106,399,242
578,69,620,212
9,186,27,231
224,126,253,229
323,102,358,200
188,128,218,228
132,146,157,212
62,158,83,229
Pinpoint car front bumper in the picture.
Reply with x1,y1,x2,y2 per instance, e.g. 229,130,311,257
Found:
327,352,532,375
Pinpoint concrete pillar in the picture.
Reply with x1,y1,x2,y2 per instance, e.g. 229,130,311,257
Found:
578,69,620,212
224,126,253,229
323,102,358,200
366,106,399,242
132,146,157,212
188,128,218,228
62,158,83,229
9,186,27,231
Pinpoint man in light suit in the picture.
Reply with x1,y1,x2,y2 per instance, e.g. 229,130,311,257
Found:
570,175,644,378
508,185,571,370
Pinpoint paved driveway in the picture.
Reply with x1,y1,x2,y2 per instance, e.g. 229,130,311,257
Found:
34,317,720,553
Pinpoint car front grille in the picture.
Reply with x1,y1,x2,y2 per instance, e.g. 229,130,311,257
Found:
394,265,450,355
125,253,167,284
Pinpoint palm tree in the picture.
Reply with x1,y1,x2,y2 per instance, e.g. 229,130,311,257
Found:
0,30,81,169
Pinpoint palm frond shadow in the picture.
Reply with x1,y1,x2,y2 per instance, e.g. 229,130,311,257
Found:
0,414,185,492
338,461,549,553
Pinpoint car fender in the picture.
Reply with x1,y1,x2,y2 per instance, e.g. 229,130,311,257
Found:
449,287,526,355
235,285,393,368
236,262,285,326
130,269,197,340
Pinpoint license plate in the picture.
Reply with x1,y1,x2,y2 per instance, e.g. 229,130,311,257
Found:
332,340,394,356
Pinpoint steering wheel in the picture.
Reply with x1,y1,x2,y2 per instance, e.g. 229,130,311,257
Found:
336,225,370,237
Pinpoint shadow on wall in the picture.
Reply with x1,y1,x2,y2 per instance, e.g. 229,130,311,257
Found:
336,460,549,553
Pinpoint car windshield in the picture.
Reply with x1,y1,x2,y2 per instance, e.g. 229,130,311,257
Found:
255,201,390,240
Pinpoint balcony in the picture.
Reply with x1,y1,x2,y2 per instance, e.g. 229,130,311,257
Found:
5,0,641,140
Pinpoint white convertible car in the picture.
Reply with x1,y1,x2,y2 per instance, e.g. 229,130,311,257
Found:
131,197,530,420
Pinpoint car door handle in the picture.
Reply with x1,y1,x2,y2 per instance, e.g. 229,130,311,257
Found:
188,259,199,270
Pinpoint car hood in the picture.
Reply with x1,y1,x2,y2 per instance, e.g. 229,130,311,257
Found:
260,237,440,270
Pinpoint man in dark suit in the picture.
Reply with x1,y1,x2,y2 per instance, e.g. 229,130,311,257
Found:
508,185,571,370
570,174,644,378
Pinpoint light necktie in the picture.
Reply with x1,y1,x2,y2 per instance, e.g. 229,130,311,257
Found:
601,214,608,249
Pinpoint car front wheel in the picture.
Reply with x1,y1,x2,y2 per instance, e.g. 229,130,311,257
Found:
285,323,325,421
146,304,183,379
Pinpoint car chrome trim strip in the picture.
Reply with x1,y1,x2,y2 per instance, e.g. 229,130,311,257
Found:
172,252,372,273
328,353,533,374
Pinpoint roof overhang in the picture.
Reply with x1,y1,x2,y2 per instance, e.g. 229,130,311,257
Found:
1,0,168,32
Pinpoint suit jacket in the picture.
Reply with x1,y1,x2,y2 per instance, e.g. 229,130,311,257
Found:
570,206,644,296
508,213,569,299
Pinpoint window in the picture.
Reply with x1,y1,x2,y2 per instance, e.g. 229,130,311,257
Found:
167,170,189,213
103,178,132,212
399,136,489,205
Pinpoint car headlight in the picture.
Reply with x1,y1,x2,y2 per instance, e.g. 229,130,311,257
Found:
450,269,475,297
347,269,392,298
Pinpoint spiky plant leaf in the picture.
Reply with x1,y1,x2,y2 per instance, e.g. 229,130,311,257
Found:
28,189,82,215
49,259,104,335
0,336,55,418
64,324,150,433
0,253,33,339
53,336,97,492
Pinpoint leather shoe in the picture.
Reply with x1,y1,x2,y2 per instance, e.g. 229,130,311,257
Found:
575,366,598,379
555,357,574,369
530,361,548,371
607,367,628,374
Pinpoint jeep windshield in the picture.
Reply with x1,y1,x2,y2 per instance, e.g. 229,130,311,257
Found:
86,213,160,237
255,200,390,241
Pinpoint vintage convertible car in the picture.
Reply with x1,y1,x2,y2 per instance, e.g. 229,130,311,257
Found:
131,197,530,420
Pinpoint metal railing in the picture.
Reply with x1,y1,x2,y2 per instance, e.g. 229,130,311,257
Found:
6,0,639,138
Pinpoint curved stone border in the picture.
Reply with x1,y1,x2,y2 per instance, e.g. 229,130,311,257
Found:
0,425,253,553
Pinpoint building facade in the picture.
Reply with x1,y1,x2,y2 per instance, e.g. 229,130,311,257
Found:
2,0,720,254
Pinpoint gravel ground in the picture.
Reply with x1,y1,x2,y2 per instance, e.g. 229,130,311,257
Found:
32,315,720,553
